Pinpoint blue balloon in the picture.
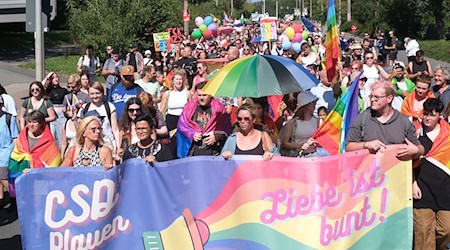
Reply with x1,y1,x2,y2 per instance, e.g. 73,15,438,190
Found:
292,42,301,53
204,16,213,26
282,40,292,50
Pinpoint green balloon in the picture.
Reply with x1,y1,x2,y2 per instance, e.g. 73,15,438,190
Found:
302,30,309,40
192,30,202,39
199,24,207,32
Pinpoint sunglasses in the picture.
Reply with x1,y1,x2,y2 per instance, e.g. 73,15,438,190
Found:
128,108,141,113
31,88,41,92
365,57,373,60
237,117,251,122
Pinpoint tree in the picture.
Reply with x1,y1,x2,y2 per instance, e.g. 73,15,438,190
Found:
65,0,181,57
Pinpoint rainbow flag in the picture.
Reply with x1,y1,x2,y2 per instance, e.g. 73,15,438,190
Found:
422,119,450,176
8,125,61,196
325,0,341,83
313,72,362,155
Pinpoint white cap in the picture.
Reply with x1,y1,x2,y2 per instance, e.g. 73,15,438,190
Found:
144,50,151,55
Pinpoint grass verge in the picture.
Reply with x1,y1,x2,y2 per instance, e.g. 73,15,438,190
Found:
20,56,105,83
419,40,450,63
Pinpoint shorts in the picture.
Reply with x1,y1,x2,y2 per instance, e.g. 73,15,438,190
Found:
389,51,398,60
0,167,7,180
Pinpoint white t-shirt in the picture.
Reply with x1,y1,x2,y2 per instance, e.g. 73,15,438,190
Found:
1,94,17,116
77,55,100,80
77,102,116,139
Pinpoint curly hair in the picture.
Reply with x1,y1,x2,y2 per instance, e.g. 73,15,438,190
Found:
119,97,142,133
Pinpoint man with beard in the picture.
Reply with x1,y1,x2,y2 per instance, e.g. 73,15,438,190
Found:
108,65,143,118
177,82,231,157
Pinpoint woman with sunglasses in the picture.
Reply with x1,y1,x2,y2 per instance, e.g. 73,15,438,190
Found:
361,51,390,109
192,62,209,98
119,98,142,145
61,115,113,169
341,61,363,87
19,81,56,130
78,82,121,161
222,103,279,161
281,91,319,158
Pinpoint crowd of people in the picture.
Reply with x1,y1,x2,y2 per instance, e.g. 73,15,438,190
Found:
1,19,450,249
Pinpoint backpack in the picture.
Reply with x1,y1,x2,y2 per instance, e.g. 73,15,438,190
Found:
395,39,405,51
83,101,112,125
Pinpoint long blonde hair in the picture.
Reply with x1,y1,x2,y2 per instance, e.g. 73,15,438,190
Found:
76,116,104,146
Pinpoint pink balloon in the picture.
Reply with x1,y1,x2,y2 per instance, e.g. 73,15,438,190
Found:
293,33,302,43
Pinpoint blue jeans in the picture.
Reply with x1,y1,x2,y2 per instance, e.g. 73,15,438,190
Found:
50,111,66,151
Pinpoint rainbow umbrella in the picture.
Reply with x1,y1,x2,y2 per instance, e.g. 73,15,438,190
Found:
202,55,319,98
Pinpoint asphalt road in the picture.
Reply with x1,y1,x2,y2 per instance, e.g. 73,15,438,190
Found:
0,43,448,250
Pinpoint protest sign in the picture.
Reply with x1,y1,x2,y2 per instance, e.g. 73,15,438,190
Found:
17,148,412,249
153,32,171,52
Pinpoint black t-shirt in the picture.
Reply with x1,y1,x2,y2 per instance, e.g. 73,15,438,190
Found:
123,141,173,163
188,105,222,156
48,86,69,105
129,53,137,72
175,57,197,88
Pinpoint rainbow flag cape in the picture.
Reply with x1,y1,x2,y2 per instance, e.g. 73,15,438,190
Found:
163,70,174,89
421,119,450,176
8,125,61,196
177,99,231,158
313,72,362,155
325,0,341,83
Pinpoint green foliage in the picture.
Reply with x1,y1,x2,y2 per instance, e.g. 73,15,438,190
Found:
65,0,181,58
419,40,450,63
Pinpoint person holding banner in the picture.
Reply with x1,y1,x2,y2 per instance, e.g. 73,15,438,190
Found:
412,98,450,250
61,115,113,169
222,103,279,161
346,81,424,161
122,114,173,163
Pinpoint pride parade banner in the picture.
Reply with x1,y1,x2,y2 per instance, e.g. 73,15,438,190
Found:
16,147,412,249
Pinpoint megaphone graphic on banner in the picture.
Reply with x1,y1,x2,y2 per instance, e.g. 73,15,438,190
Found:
143,208,210,250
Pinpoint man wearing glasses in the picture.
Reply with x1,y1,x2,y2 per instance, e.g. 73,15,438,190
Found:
346,81,424,161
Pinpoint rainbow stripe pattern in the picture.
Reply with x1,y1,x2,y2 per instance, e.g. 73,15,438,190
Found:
422,119,450,176
325,0,341,82
8,125,61,196
313,72,362,154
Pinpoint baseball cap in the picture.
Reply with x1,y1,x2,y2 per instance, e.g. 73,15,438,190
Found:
144,50,151,55
129,43,137,48
388,31,394,35
112,48,120,54
81,110,105,120
121,65,135,76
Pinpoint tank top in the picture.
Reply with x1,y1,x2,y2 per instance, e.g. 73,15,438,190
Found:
235,139,264,155
65,120,76,141
292,117,318,154
362,64,381,102
167,88,188,116
73,146,103,167
411,60,428,74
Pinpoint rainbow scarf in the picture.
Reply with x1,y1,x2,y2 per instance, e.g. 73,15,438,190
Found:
177,99,231,158
325,0,341,83
420,119,450,176
401,91,435,119
313,72,362,155
8,125,61,196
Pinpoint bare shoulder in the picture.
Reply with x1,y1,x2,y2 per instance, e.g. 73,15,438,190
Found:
100,145,112,155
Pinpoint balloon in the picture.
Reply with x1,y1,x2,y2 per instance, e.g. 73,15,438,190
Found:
212,31,219,37
302,30,309,40
203,29,212,38
195,16,204,27
199,24,207,32
203,16,213,26
293,33,302,43
192,30,202,39
292,42,301,53
292,24,302,33
282,40,292,50
285,27,295,40
208,23,217,32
